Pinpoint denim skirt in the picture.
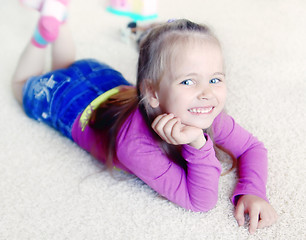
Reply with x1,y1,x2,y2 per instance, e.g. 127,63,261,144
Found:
22,59,131,139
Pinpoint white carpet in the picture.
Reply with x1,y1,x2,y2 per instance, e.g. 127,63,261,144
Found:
1,0,305,239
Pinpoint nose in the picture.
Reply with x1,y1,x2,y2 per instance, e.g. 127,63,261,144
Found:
197,85,214,100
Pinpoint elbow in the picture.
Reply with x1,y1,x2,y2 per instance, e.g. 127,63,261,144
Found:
188,194,218,212
195,200,217,213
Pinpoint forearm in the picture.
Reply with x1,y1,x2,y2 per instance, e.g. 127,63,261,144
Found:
212,112,269,204
232,141,268,204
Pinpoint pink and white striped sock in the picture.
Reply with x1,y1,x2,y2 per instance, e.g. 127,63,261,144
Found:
31,0,70,48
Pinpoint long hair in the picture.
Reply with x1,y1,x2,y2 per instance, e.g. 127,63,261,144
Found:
90,19,236,173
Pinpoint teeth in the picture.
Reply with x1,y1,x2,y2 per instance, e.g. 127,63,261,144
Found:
188,107,213,113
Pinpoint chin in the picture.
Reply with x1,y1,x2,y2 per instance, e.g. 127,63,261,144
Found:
199,124,213,130
184,120,213,130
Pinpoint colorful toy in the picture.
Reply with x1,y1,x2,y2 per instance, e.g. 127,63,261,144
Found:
107,0,157,21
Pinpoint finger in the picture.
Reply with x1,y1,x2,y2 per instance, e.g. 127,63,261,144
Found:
158,114,176,144
163,117,180,144
167,118,184,145
152,113,173,134
234,202,245,227
257,210,268,230
151,114,167,129
257,209,278,229
151,114,169,141
248,209,259,234
170,118,182,144
152,114,175,143
257,219,269,230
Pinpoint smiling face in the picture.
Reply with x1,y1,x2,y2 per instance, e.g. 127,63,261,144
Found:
148,36,227,129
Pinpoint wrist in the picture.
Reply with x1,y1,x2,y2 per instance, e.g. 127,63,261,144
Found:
188,133,207,149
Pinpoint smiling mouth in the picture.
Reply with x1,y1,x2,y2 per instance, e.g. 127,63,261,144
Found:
188,107,214,114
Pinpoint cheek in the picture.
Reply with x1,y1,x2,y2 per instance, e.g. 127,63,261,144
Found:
159,94,184,114
222,89,227,103
216,87,227,103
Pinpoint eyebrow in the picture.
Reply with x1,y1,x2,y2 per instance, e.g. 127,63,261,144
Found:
213,72,226,76
174,71,225,79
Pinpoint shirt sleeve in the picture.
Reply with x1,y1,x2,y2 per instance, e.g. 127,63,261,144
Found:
212,112,269,205
116,133,222,212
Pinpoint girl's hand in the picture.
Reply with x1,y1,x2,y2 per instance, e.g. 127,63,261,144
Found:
234,195,278,234
152,113,206,149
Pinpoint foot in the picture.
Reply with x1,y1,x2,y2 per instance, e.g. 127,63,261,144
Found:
31,0,70,48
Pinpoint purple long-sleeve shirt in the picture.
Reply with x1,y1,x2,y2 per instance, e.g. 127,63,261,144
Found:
71,108,268,212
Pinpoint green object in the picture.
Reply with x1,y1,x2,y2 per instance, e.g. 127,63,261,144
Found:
107,6,157,21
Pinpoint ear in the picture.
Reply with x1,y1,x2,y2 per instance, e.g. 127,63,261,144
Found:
147,90,160,109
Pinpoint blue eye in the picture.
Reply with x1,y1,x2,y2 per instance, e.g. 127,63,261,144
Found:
181,79,194,85
210,78,221,84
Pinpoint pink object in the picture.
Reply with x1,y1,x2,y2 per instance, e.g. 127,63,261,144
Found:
31,0,69,47
37,16,60,42
31,38,46,48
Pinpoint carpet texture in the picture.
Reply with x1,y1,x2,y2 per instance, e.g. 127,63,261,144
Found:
1,0,305,239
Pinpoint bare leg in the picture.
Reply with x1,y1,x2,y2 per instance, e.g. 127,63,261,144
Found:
11,21,75,104
12,0,73,104
11,42,46,104
51,22,75,70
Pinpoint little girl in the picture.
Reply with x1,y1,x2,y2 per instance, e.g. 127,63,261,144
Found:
13,0,277,234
